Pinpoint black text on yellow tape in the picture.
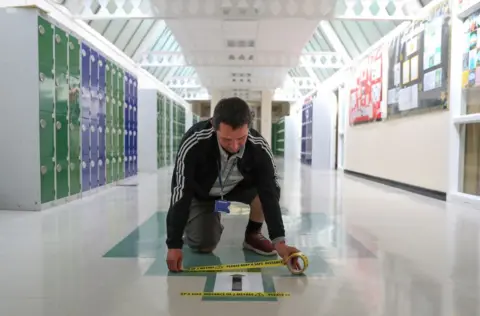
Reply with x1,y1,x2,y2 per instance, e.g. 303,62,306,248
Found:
183,252,309,275
180,292,291,297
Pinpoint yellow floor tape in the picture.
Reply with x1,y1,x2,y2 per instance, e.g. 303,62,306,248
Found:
180,253,308,297
181,292,291,297
183,252,309,275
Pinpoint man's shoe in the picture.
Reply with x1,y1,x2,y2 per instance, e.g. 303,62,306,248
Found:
243,232,277,256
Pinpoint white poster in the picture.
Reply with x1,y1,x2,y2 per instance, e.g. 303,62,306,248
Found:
423,17,443,70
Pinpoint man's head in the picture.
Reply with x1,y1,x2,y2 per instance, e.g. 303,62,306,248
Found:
212,97,252,154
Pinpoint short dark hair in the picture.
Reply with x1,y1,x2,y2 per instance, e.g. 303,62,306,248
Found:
212,97,252,130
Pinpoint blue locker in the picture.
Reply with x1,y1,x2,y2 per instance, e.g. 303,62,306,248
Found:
81,118,90,192
90,119,99,188
90,49,99,119
98,54,106,123
81,44,91,119
98,156,106,186
82,157,90,192
133,126,137,175
132,76,137,176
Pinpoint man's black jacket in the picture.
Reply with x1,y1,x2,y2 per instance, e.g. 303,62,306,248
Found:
165,120,285,249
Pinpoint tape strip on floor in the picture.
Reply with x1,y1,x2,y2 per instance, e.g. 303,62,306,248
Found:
180,292,291,297
183,252,309,275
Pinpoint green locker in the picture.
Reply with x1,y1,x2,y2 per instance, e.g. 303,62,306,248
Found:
119,155,124,179
38,16,54,113
112,156,118,181
39,111,55,204
112,127,118,156
118,69,125,159
38,16,55,204
118,69,125,127
112,65,119,128
106,125,112,184
55,115,69,199
54,26,69,199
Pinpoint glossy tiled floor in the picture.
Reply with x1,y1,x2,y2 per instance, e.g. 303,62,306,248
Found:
1,159,479,315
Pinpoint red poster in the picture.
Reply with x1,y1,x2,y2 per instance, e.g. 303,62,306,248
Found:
349,48,383,125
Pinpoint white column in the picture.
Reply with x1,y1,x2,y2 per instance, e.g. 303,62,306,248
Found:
137,88,158,173
261,90,273,145
210,90,222,117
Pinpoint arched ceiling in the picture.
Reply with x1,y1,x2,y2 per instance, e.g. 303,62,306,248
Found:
60,0,434,102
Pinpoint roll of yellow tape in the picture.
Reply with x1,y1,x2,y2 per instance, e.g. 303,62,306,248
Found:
285,252,309,275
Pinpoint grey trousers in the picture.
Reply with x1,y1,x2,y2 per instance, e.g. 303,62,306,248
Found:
184,186,257,251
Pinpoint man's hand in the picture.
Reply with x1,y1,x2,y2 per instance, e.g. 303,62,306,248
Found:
274,242,302,271
166,249,183,272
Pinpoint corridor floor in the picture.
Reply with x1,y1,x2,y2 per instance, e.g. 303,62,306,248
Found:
0,159,478,316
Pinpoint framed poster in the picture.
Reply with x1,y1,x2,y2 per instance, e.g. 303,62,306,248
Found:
349,48,383,125
386,0,450,117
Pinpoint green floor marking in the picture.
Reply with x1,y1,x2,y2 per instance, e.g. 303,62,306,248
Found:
104,211,374,302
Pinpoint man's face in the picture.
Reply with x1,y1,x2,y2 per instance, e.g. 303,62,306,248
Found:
216,123,249,154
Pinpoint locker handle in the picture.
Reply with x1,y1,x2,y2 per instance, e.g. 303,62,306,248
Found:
70,163,75,170
39,73,45,82
69,123,74,130
40,165,47,175
56,121,62,130
55,34,61,43
56,164,62,172
38,25,45,34
40,119,47,129
69,42,74,50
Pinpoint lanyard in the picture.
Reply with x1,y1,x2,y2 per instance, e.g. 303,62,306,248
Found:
217,158,237,200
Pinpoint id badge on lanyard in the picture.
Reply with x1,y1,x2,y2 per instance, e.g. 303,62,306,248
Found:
214,159,236,214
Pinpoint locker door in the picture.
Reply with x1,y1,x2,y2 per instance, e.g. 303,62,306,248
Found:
90,49,99,120
55,115,69,199
133,126,137,175
105,157,111,184
98,156,105,186
105,125,112,184
54,27,68,116
81,119,90,192
80,43,91,118
39,112,55,203
118,69,125,128
112,156,118,182
106,61,113,123
90,119,99,188
98,121,106,186
112,65,118,125
118,155,124,179
38,17,54,114
124,72,130,127
68,33,81,195
54,27,69,199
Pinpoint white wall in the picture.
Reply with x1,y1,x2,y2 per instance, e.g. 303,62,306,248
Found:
311,90,337,170
344,111,450,192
